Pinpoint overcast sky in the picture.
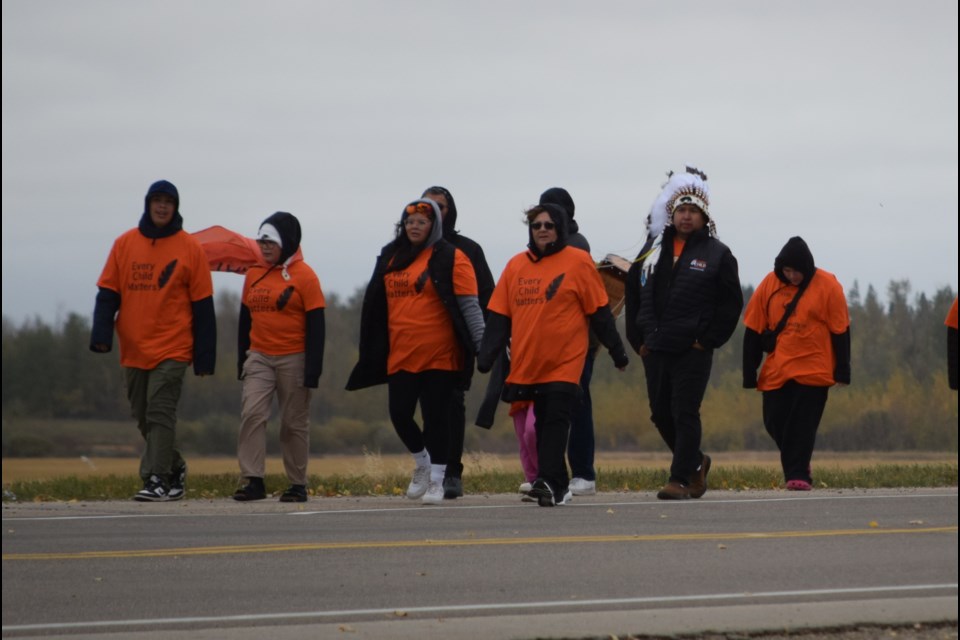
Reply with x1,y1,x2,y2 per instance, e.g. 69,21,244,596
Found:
3,0,957,326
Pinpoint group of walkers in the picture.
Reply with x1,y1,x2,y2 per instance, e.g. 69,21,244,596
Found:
91,171,958,505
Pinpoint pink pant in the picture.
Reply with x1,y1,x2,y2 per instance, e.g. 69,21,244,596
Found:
512,404,538,482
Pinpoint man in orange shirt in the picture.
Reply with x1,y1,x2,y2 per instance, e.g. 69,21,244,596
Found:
742,236,850,490
90,180,216,502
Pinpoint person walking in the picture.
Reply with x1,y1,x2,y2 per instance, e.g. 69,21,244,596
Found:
947,298,958,391
742,236,850,490
421,186,495,499
538,187,599,496
624,167,742,500
478,203,628,507
233,212,325,503
90,179,216,502
346,199,484,505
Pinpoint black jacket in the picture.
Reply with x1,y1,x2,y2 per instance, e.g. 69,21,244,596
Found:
625,226,742,354
345,239,476,391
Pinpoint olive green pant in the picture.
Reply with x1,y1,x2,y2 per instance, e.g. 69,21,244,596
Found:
125,359,188,482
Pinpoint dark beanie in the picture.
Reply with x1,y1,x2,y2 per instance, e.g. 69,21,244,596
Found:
539,187,575,220
144,180,179,214
774,236,816,285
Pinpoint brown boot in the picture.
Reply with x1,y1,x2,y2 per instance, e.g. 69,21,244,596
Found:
688,454,712,499
656,480,691,500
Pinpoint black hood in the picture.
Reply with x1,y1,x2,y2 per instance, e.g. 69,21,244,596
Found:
138,179,183,239
526,203,569,260
422,186,458,238
260,211,302,264
774,236,816,286
539,187,579,236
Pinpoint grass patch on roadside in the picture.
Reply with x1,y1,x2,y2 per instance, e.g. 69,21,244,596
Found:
3,463,956,502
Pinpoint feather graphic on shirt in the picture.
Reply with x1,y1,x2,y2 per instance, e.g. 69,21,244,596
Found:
414,269,430,294
276,286,294,310
157,260,178,290
544,274,565,301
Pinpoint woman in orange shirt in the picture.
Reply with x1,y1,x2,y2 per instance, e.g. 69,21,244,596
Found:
742,237,850,491
946,298,958,391
347,200,484,505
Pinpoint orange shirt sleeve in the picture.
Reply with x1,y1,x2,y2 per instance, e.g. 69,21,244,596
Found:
453,249,479,296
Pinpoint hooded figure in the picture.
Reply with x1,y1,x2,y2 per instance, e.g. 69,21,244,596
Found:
525,203,569,260
234,211,326,504
742,236,850,491
138,180,184,240
538,187,590,253
774,236,816,288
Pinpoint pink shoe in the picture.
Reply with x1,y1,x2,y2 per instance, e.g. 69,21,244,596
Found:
786,479,812,491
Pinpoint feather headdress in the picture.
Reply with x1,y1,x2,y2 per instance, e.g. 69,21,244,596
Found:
640,166,715,284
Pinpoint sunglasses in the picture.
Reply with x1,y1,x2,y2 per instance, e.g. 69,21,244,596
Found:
405,203,434,217
529,221,556,231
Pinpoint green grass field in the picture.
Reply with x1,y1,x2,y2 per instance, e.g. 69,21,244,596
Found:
3,451,956,502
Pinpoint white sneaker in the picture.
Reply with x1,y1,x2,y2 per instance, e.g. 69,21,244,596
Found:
519,481,536,502
519,482,533,493
421,481,444,505
407,465,430,499
557,489,573,506
569,477,596,496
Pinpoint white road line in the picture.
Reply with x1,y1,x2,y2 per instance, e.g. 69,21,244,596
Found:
2,491,956,522
3,583,957,632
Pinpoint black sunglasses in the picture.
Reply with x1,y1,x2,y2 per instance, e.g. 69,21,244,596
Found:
530,221,556,231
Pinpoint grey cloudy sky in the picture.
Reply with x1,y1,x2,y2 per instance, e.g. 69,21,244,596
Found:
3,0,957,326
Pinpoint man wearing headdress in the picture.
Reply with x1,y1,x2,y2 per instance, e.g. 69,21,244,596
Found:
624,167,743,500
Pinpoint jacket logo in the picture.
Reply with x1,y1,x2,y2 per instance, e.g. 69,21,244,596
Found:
414,269,429,294
157,260,177,289
544,274,565,301
689,259,707,272
276,286,294,310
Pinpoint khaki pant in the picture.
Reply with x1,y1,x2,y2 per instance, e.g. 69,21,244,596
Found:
239,351,311,485
125,359,188,482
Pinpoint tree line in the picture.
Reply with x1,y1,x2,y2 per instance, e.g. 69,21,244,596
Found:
2,280,956,457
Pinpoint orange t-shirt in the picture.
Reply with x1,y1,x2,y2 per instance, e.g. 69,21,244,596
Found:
946,298,958,329
97,228,213,369
243,261,325,355
385,247,478,374
743,268,849,390
488,246,608,386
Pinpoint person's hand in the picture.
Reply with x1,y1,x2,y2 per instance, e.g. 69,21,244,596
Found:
692,341,705,351
638,345,649,358
92,343,110,353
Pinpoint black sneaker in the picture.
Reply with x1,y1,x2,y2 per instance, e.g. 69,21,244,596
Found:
168,461,187,501
279,485,307,503
442,476,463,499
233,478,267,501
529,479,556,507
134,475,172,502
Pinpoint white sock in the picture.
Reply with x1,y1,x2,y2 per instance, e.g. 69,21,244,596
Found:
431,464,446,484
413,449,430,468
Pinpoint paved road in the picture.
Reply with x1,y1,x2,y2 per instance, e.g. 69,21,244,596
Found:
2,488,957,639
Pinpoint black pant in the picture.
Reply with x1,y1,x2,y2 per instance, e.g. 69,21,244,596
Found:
641,348,713,484
567,346,597,480
762,381,829,482
533,390,576,496
445,388,466,479
387,370,457,465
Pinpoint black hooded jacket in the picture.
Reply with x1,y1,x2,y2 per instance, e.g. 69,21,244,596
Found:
237,212,325,388
90,179,216,375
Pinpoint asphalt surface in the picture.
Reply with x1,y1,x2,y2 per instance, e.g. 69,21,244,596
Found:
2,488,957,639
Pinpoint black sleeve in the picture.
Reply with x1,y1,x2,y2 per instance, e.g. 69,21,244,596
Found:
588,305,628,368
478,311,511,373
90,287,120,352
191,296,216,376
831,328,851,385
304,308,325,388
471,248,496,315
624,256,644,354
742,328,763,388
237,303,252,380
699,249,744,349
949,327,958,390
